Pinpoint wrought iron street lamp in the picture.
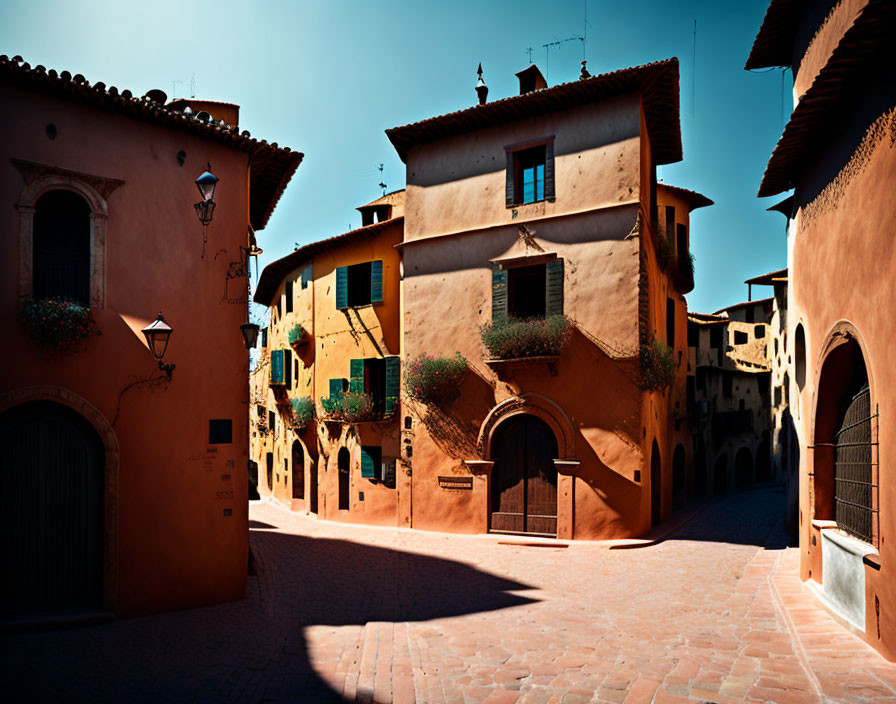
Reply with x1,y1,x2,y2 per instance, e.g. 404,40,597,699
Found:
240,323,260,350
194,165,218,226
142,312,176,380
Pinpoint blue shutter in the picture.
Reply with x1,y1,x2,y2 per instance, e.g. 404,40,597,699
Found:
492,269,508,322
384,356,400,416
270,349,285,385
361,446,376,478
546,258,564,317
336,266,348,309
349,359,366,393
544,140,555,201
505,152,515,206
370,260,383,304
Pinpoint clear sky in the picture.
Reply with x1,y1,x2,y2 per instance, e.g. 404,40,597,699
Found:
1,0,790,315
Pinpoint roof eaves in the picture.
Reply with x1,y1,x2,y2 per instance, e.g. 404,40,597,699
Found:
744,0,803,70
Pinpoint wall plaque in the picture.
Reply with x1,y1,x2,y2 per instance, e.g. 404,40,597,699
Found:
438,476,473,490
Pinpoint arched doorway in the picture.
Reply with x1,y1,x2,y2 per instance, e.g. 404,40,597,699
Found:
1,401,104,616
714,454,728,494
490,415,558,536
338,448,351,511
292,440,304,500
651,440,662,526
672,444,686,510
735,447,753,487
265,452,274,494
814,334,873,542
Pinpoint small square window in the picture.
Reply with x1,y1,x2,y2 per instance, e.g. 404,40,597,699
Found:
209,419,233,444
336,260,383,309
506,140,554,206
734,331,749,345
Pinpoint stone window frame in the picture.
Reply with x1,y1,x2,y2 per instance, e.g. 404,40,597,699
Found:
12,159,124,310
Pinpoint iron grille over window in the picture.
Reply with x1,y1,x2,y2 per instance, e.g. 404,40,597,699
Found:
834,386,877,543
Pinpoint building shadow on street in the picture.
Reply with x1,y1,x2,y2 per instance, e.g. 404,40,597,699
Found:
0,530,537,703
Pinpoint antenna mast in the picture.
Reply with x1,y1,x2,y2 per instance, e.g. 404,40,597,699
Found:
377,163,386,196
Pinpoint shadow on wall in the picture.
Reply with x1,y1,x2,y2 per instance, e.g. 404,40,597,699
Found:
0,530,537,703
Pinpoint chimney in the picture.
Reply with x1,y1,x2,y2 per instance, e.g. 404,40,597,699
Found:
515,64,547,95
475,63,488,105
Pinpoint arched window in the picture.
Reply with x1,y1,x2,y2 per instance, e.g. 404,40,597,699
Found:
794,324,807,390
33,190,91,305
292,440,304,500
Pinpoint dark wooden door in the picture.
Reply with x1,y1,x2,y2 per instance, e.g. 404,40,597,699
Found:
309,462,318,513
291,441,304,500
338,448,350,510
490,415,558,536
1,402,104,617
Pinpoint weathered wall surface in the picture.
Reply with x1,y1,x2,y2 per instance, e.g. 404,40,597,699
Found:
1,84,253,615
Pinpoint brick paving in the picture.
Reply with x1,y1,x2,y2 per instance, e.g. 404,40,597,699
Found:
2,485,896,703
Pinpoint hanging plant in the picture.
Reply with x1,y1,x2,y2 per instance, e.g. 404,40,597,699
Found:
405,353,467,403
22,298,100,354
321,392,375,423
288,324,307,349
639,340,675,391
290,396,315,426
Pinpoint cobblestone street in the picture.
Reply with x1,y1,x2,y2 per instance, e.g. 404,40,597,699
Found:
2,485,895,703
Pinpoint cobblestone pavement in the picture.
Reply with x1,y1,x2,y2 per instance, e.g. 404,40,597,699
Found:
3,485,896,703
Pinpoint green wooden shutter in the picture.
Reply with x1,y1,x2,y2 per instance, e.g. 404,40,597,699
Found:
384,356,400,416
492,269,508,322
349,358,366,393
546,258,564,317
329,378,344,401
361,446,376,478
505,152,515,206
544,140,555,201
370,260,383,303
336,266,348,309
270,349,285,385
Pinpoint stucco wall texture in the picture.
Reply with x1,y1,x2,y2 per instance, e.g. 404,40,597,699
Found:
2,84,255,615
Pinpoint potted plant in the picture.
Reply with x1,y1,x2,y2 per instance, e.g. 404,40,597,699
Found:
405,353,467,403
21,298,100,354
481,315,571,360
290,396,315,427
288,324,308,350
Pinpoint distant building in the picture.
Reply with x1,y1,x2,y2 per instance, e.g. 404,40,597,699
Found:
251,192,403,525
747,0,895,659
687,300,773,497
0,55,300,618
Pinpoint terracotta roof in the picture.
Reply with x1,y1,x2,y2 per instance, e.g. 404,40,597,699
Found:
744,0,804,70
757,2,895,196
714,297,774,315
386,59,682,165
253,217,404,306
744,268,788,286
688,311,729,325
0,54,302,230
658,184,713,210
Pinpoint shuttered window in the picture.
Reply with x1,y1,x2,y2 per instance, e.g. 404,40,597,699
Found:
336,260,384,308
283,348,292,388
361,445,382,479
545,259,564,317
285,280,293,313
505,140,555,207
492,269,508,322
349,359,366,393
385,356,400,416
270,349,285,385
329,378,345,402
494,259,564,321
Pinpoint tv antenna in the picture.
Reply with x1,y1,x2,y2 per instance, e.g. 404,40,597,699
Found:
525,46,533,63
377,163,386,196
542,36,584,81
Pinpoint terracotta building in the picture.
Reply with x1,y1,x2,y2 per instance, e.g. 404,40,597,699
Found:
0,55,300,619
687,301,773,498
251,191,404,525
747,0,895,658
386,60,704,539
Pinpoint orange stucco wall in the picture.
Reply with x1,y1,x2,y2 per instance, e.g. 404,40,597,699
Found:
2,83,254,615
251,218,403,527
791,100,896,657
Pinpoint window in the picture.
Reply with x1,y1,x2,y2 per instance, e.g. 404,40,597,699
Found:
755,325,766,339
709,327,722,348
33,190,91,305
301,264,312,290
505,140,555,206
745,305,755,324
270,349,286,385
285,280,293,314
268,411,276,435
350,356,401,416
361,445,382,479
283,348,292,388
209,419,232,444
666,298,675,347
261,327,268,348
492,259,564,321
664,206,675,243
687,322,699,347
734,331,748,345
336,260,383,308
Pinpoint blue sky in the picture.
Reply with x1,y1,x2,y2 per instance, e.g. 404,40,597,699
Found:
1,0,789,314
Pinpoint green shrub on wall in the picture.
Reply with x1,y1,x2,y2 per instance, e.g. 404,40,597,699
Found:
290,396,315,426
288,324,306,346
22,298,100,354
405,353,467,403
639,339,675,391
481,315,571,359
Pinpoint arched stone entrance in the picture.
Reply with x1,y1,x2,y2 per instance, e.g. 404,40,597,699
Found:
1,401,104,617
489,414,559,536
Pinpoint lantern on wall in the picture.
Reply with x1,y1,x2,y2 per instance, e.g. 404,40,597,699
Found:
240,322,260,350
194,165,218,226
142,312,176,380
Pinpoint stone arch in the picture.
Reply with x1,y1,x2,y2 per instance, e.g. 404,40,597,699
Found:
13,161,123,309
477,393,575,460
0,386,119,612
810,321,875,541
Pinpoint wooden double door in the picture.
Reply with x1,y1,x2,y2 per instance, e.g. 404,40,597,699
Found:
1,402,104,617
490,415,558,536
